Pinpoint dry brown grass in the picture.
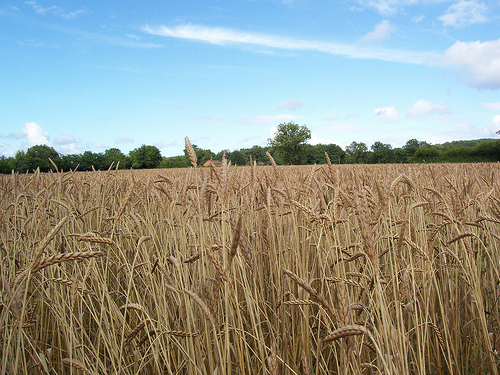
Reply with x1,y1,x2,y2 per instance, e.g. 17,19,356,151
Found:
1,162,500,374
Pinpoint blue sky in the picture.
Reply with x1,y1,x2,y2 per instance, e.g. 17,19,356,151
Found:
1,0,500,157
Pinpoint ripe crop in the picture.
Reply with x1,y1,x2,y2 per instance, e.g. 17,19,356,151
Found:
1,161,499,374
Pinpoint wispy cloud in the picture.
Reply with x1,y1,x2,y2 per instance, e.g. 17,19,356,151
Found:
482,102,500,111
277,100,302,110
373,106,398,122
324,113,339,121
190,116,223,122
143,23,431,64
359,20,394,43
406,99,449,117
115,136,134,144
239,114,303,124
25,0,87,19
54,134,75,145
356,0,418,16
434,38,500,89
438,1,488,28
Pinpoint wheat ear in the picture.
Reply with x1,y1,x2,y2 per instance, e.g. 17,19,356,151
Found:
185,137,197,167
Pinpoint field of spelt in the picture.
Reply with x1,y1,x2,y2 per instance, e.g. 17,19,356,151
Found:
1,153,500,374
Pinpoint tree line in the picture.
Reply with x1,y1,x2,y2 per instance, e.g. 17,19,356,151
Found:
1,122,499,173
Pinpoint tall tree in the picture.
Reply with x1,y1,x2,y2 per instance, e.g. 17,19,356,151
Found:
103,148,129,169
129,145,162,169
345,142,369,164
268,122,311,165
15,145,60,172
370,141,393,164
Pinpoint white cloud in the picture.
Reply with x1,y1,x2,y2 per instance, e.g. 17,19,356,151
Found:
356,0,419,16
54,134,75,145
438,1,488,27
277,100,302,110
126,34,141,41
191,116,223,122
361,0,397,16
482,102,500,111
270,126,278,139
359,20,394,43
25,1,58,15
492,115,500,129
143,23,430,64
310,133,335,145
412,15,424,24
373,106,398,122
115,136,134,144
324,113,339,121
25,0,86,19
22,122,50,146
7,132,25,140
239,114,303,124
406,99,450,117
435,38,500,89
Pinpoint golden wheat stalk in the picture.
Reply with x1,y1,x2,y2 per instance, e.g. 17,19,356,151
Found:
185,137,197,167
184,289,216,329
228,215,242,269
62,358,91,375
31,216,68,269
50,278,96,297
282,268,335,319
32,251,105,272
323,324,369,343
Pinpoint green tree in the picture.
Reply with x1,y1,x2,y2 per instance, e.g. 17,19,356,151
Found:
78,151,106,171
15,145,60,172
304,144,345,164
60,154,81,171
129,145,162,169
370,141,393,164
228,150,246,166
413,146,440,163
403,139,431,161
392,148,408,163
268,122,311,165
345,142,369,164
103,148,129,169
241,145,270,165
0,156,14,174
159,155,190,168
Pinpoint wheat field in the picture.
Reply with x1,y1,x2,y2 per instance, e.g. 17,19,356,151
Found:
1,158,500,374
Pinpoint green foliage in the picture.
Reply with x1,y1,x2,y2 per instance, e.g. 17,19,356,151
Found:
159,156,190,169
241,145,270,165
345,142,369,164
59,154,82,171
304,143,345,164
227,150,246,166
79,151,105,171
370,141,394,164
403,139,430,157
412,146,441,163
268,122,311,165
129,145,162,169
392,148,408,163
2,137,500,174
0,156,14,174
103,148,129,169
15,145,60,172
